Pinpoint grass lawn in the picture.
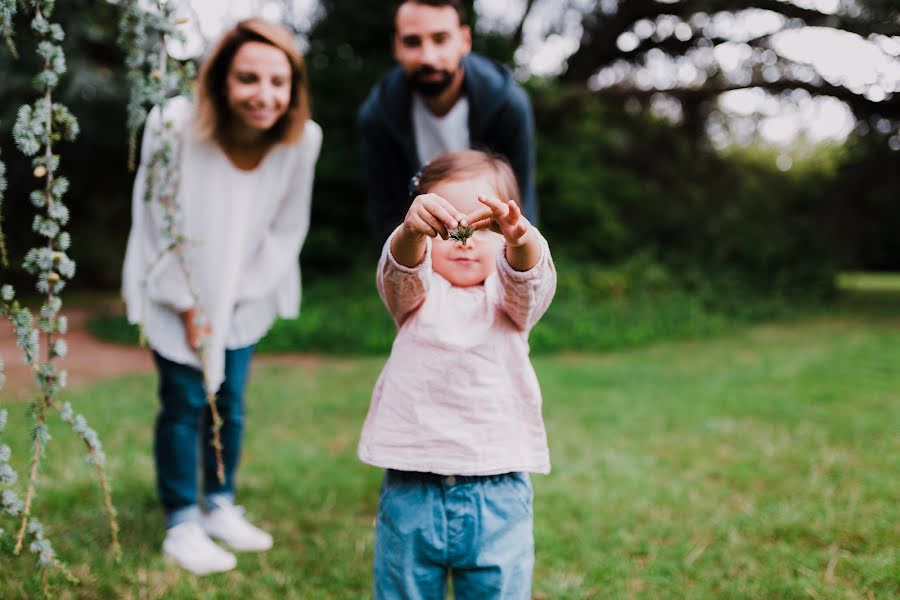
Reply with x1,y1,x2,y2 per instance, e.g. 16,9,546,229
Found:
85,260,828,356
1,310,898,598
837,272,900,292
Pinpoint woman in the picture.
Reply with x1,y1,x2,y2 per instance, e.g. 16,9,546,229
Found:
122,19,321,575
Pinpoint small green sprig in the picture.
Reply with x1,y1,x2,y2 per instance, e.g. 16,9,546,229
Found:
449,224,475,246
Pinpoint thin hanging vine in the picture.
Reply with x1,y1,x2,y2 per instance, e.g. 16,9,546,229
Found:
0,146,8,267
118,0,226,483
0,0,17,57
0,0,121,590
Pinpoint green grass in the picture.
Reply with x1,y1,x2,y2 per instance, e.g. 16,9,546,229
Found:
87,260,828,355
2,310,898,598
837,271,900,292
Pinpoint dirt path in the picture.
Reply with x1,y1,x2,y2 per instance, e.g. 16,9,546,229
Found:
0,307,154,397
1,306,326,398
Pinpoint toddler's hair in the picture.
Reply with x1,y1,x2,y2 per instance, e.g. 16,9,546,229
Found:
417,150,521,206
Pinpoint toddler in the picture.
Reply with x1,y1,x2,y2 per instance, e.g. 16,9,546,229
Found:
358,149,557,599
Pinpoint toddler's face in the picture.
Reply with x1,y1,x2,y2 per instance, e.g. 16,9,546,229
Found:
428,174,504,287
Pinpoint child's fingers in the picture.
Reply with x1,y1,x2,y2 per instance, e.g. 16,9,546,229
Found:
465,205,492,226
505,200,522,224
417,207,447,239
431,194,462,229
410,213,439,238
510,222,528,241
418,194,460,230
468,217,493,231
434,196,465,228
478,194,509,218
427,202,460,232
416,195,454,237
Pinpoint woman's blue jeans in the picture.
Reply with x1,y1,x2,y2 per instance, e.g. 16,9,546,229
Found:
152,346,254,528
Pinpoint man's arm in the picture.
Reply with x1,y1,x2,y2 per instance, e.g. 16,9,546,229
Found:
358,110,411,247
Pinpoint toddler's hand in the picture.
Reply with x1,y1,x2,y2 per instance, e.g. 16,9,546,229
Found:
469,195,531,247
399,193,464,241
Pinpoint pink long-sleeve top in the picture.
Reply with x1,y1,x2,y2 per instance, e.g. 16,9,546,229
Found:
357,228,557,476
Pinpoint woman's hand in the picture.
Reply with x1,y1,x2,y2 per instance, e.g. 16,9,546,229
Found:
180,307,211,351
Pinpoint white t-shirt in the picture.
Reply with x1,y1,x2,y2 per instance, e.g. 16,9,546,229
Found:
412,94,470,165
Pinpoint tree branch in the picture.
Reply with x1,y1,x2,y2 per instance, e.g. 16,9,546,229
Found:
694,0,898,37
512,0,538,50
564,0,664,82
563,0,900,83
623,32,772,63
591,77,900,120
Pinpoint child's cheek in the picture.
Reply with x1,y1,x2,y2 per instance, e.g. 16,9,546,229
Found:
481,259,498,279
482,232,504,257
430,239,455,280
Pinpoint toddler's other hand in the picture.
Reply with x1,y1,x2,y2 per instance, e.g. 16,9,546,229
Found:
470,195,531,247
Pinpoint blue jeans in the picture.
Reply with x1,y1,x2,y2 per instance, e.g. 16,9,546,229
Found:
152,346,254,528
374,470,534,600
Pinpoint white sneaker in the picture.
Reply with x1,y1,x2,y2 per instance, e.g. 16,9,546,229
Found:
162,521,237,575
203,500,273,552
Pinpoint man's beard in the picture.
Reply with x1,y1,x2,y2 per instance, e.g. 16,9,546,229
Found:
410,66,455,97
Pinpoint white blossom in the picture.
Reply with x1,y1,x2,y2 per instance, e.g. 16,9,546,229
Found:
0,463,18,485
2,489,23,516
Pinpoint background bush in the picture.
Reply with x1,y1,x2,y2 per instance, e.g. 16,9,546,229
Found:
1,0,897,311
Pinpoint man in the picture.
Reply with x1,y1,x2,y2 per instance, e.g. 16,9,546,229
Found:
358,0,538,245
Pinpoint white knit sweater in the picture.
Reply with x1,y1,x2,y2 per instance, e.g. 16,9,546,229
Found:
122,96,322,392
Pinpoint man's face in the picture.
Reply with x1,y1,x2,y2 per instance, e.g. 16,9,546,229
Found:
393,2,471,97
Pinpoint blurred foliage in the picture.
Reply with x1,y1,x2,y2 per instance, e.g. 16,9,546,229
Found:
297,1,395,272
533,86,840,296
0,0,897,302
0,0,129,289
89,253,819,356
823,131,900,271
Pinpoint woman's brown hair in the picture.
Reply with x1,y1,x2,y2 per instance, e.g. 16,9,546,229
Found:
418,150,520,203
195,18,309,147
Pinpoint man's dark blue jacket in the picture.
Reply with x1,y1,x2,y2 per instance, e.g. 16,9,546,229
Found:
358,52,537,245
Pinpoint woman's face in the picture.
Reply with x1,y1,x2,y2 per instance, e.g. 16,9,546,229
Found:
428,174,504,288
226,41,292,135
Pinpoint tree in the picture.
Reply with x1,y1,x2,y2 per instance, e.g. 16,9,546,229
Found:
545,0,899,135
